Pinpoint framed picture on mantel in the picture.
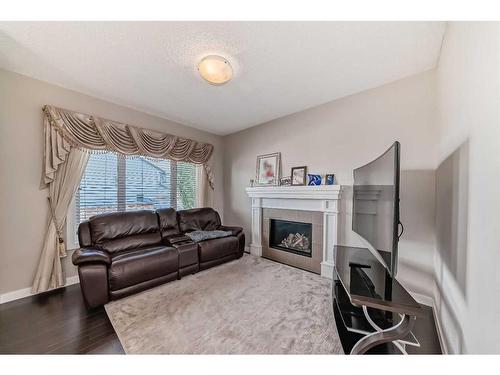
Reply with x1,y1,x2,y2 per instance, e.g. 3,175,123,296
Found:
256,152,281,186
291,166,307,186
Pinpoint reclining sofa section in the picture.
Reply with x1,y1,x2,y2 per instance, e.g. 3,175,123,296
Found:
72,207,245,308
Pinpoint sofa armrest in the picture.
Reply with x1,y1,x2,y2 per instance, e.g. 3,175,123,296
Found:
218,225,243,236
72,247,111,266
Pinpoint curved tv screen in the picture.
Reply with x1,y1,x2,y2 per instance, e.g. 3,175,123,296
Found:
352,142,400,276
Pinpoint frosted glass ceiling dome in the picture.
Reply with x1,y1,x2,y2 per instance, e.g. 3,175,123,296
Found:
197,55,233,85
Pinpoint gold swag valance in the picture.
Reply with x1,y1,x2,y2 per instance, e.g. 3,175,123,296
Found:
42,105,214,188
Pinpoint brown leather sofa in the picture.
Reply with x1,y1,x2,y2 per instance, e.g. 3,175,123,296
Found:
72,207,244,308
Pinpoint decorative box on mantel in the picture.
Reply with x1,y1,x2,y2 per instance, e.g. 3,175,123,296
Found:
245,185,343,279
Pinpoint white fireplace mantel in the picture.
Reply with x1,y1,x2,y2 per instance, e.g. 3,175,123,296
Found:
245,185,343,278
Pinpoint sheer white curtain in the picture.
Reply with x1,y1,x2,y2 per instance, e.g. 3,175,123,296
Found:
197,163,214,207
32,149,89,293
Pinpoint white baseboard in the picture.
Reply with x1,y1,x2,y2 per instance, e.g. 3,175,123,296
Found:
249,244,262,256
0,275,80,305
320,261,334,279
430,297,449,354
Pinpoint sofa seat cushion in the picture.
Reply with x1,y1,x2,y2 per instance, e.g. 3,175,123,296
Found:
198,236,239,262
109,245,178,291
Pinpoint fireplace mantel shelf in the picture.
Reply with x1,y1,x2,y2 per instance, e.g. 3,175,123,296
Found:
245,185,343,200
245,185,344,279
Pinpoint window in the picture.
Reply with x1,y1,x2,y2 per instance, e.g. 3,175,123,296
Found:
68,152,199,247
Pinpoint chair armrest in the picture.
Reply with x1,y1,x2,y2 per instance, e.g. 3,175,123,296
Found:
72,247,111,266
218,225,243,236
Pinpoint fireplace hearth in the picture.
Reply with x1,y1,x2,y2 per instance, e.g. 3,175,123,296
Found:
269,219,312,257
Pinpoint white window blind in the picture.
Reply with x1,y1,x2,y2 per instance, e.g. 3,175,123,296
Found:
72,152,198,246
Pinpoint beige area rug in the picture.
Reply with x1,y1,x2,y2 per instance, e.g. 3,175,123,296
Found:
105,254,344,354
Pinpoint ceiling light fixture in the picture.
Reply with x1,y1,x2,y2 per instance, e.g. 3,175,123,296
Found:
197,55,233,85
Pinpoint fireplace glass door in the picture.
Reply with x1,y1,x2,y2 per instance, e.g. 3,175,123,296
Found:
269,219,313,257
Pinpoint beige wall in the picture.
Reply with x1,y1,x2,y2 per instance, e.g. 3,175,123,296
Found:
223,70,439,299
0,69,224,295
434,22,500,353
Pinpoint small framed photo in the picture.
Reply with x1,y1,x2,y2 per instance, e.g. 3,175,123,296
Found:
256,152,281,186
280,176,291,186
325,174,335,185
291,166,307,186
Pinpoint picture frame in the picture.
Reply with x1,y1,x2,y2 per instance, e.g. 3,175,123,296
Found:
279,176,291,186
307,174,322,186
325,174,335,185
256,152,281,186
291,166,307,186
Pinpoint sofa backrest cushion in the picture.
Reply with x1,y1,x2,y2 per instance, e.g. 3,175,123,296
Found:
88,210,161,253
178,207,221,233
156,208,180,238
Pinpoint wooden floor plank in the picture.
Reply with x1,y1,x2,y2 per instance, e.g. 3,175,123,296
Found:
0,285,123,354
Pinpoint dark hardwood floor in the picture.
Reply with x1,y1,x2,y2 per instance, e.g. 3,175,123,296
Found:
0,285,124,354
0,283,441,354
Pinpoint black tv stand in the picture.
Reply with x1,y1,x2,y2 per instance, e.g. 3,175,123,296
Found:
332,245,423,354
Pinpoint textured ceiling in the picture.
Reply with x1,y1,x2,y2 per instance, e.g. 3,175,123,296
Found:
0,22,445,135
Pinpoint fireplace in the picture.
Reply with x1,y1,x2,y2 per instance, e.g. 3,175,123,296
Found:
262,209,324,274
269,219,313,257
247,186,342,277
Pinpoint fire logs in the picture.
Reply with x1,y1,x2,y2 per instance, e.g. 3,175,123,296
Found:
280,233,310,251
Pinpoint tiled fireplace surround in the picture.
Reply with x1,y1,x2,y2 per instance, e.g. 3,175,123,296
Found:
245,185,343,278
262,209,323,274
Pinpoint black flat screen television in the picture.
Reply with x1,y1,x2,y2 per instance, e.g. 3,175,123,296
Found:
352,142,401,277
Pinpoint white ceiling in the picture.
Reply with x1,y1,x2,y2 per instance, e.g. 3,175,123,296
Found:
0,22,445,135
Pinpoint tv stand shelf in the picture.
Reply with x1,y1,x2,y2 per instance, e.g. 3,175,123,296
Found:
332,245,423,354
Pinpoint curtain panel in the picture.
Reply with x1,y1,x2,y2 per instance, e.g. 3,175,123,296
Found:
34,105,215,293
42,105,215,189
32,148,89,293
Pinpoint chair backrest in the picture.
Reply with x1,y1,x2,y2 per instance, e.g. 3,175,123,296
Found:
177,207,221,233
85,210,162,253
77,207,224,251
156,207,180,239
